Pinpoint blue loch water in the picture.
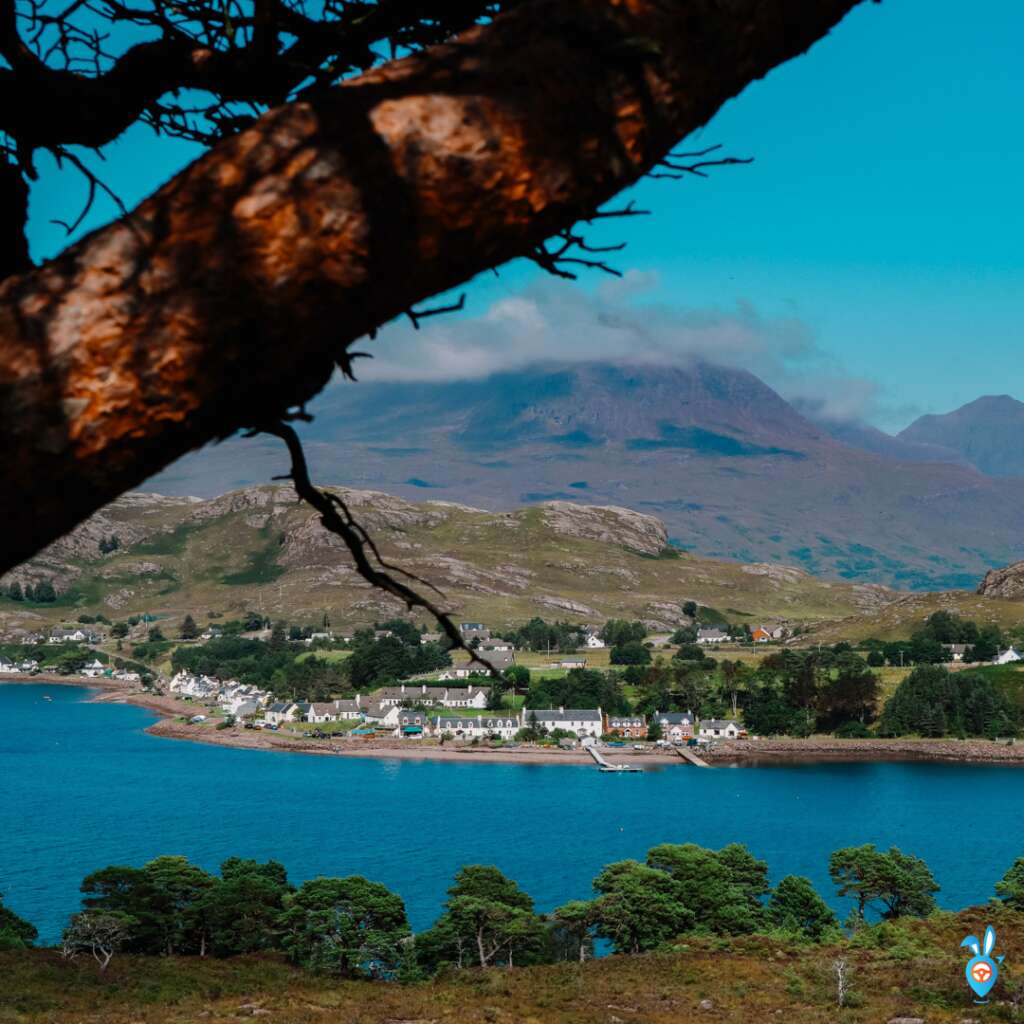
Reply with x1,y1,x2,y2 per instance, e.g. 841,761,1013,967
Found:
1,683,1022,943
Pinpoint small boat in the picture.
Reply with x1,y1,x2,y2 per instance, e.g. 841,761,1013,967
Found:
599,763,641,773
42,695,53,702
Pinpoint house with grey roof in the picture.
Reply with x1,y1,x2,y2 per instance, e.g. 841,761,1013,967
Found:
431,714,521,740
333,698,363,719
476,650,515,671
526,707,602,738
441,685,489,708
696,628,728,644
231,700,260,720
653,711,695,743
556,657,587,670
480,638,515,653
395,709,431,737
375,683,450,707
361,702,401,728
698,718,742,739
604,713,647,739
308,702,340,723
264,702,295,726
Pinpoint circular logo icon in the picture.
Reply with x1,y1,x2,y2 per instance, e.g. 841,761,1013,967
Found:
972,961,993,984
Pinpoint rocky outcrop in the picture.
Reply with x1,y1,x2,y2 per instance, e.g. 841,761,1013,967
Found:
977,561,1024,598
740,563,809,584
189,485,296,521
534,502,668,556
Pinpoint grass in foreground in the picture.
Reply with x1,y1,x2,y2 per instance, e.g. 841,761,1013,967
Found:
4,910,1024,1024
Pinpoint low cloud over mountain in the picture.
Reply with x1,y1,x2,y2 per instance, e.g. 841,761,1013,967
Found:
358,277,886,425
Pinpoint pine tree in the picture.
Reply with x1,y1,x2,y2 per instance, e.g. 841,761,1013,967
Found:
6,581,22,601
269,622,287,652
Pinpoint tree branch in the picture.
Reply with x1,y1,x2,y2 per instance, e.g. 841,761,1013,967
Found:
0,0,513,150
0,0,866,573
261,420,496,672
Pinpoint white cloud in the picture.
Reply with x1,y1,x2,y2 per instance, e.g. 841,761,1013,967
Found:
354,274,888,423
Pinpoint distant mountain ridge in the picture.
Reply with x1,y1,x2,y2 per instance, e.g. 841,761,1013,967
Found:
899,395,1024,477
143,362,1024,590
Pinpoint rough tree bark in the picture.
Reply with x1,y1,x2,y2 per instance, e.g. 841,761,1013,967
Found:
0,0,865,574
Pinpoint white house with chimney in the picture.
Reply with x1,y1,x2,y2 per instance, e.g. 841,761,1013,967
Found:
526,707,603,738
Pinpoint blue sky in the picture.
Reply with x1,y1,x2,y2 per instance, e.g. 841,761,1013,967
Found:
25,0,1024,431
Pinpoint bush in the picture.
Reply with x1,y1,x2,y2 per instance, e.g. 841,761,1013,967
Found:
0,896,37,949
835,721,871,738
610,641,651,666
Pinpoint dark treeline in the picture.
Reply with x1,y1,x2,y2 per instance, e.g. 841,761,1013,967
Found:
172,636,348,702
5,843,1024,976
879,664,1019,738
614,645,882,737
864,611,1004,667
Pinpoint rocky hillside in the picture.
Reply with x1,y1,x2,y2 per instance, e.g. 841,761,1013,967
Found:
977,560,1024,599
142,361,1024,590
0,486,913,636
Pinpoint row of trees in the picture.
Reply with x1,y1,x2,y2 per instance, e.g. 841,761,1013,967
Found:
9,841,1024,974
171,636,348,702
865,612,1004,667
878,664,1019,738
621,646,881,736
505,618,587,654
564,652,1019,740
345,626,451,689
523,669,632,714
169,621,452,700
5,580,57,603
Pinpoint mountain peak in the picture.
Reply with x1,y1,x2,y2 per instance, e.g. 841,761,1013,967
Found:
899,394,1024,477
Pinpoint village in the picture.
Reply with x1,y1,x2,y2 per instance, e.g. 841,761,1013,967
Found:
0,616,759,748
5,610,1023,757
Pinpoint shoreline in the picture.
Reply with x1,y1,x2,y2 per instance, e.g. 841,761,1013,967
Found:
5,676,1024,767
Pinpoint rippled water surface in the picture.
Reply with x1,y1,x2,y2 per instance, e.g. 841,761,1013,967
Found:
2,683,1022,942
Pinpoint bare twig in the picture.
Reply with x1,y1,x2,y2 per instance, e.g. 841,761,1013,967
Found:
48,145,129,234
406,292,465,330
649,143,753,179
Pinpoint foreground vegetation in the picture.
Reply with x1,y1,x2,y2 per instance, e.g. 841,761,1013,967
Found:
7,842,1024,979
5,909,1024,1024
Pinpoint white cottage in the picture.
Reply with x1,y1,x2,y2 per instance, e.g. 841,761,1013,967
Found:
431,714,521,740
527,707,603,738
698,718,742,739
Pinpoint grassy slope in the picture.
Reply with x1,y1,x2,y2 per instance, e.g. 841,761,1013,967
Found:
4,910,1023,1024
3,486,1024,643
